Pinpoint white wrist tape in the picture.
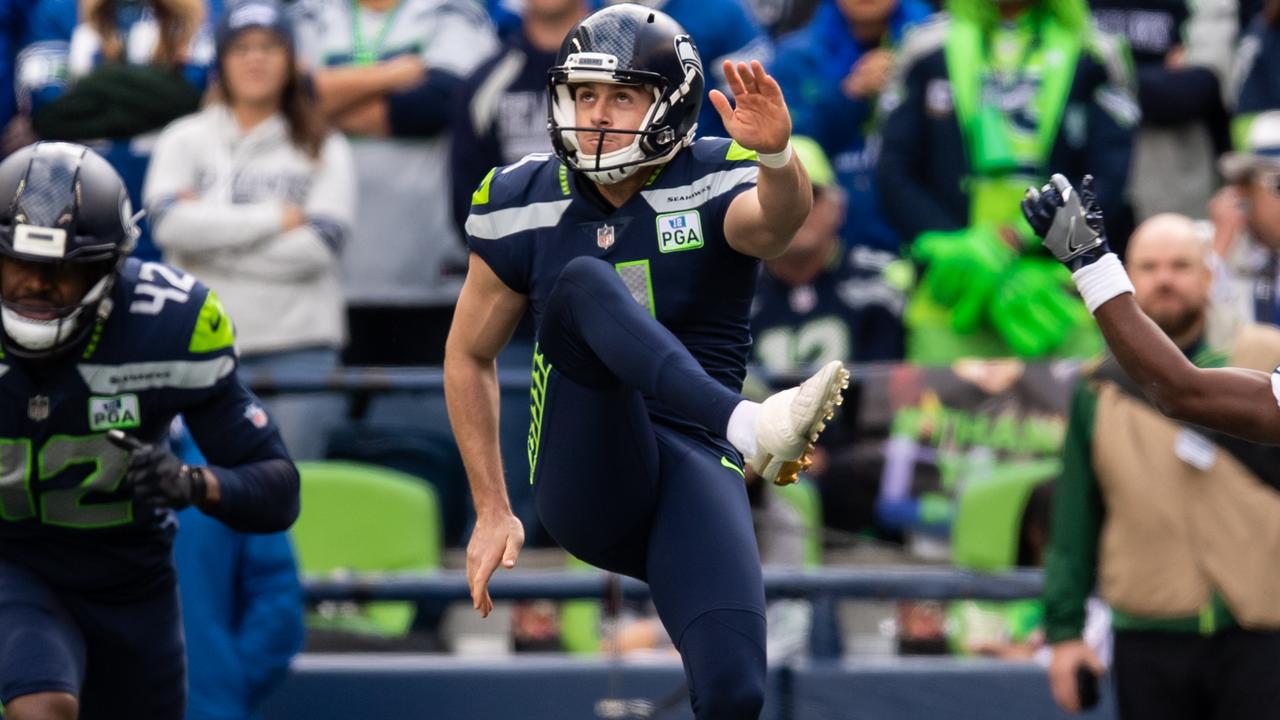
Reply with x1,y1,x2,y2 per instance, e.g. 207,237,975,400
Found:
757,142,793,169
1072,252,1135,314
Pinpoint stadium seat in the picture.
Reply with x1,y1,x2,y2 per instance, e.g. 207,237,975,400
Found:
560,554,603,655
291,461,442,638
949,459,1058,572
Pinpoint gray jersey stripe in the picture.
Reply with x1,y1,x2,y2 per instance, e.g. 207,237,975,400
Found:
79,357,236,394
465,199,573,240
640,165,759,214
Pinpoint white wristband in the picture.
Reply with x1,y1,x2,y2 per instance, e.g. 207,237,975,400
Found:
1072,252,1135,314
757,142,793,169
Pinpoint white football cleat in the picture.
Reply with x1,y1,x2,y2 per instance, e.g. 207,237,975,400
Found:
748,360,850,486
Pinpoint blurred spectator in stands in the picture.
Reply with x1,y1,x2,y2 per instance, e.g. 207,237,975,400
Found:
146,0,354,459
744,0,822,36
877,0,1137,363
748,137,901,543
604,0,773,139
1229,0,1280,132
1090,0,1235,222
751,136,905,367
1204,112,1280,341
171,421,305,720
0,0,38,151
450,0,588,237
1043,213,1280,716
16,0,216,260
291,0,496,364
772,0,931,253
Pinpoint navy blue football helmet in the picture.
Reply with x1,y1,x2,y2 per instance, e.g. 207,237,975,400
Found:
547,3,705,183
0,142,139,358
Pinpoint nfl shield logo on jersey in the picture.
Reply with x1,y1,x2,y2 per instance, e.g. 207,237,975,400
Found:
28,395,49,421
597,224,615,250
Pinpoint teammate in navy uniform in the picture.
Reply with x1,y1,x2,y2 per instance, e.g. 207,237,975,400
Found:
0,143,299,720
1024,173,1280,444
447,5,847,718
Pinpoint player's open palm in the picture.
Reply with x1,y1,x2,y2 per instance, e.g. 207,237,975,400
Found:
709,60,791,155
466,511,525,617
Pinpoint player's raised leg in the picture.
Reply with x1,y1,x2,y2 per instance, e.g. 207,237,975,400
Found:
539,255,850,485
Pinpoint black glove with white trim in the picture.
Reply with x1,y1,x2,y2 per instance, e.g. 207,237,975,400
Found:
106,430,207,510
1021,173,1111,271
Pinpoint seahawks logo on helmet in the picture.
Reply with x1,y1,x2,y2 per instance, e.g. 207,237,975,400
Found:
674,35,701,77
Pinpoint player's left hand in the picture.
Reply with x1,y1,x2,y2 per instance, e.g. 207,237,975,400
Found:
106,430,207,510
709,60,792,155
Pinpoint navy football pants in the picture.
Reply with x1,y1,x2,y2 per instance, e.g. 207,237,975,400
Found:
0,558,186,719
532,257,767,719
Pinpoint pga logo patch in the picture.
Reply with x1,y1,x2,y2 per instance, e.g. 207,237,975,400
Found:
89,394,141,431
656,210,703,253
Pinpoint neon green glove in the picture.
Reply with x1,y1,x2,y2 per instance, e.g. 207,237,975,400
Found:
987,258,1077,357
913,226,1015,333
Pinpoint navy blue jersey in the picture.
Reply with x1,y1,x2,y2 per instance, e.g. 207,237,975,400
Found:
466,137,760,436
0,258,287,598
750,245,905,368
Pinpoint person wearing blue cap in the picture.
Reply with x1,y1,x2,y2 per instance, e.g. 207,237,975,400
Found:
144,0,356,461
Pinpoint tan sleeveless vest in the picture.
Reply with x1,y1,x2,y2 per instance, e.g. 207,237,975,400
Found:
1091,325,1280,628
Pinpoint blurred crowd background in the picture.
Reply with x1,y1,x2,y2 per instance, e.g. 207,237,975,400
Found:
6,0,1280,712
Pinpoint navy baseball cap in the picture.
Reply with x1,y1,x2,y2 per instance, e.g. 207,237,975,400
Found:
215,0,295,57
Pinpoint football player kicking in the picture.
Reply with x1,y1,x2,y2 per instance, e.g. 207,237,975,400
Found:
446,4,847,718
1023,173,1280,443
0,143,299,720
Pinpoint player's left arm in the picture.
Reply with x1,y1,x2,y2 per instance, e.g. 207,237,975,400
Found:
717,59,814,260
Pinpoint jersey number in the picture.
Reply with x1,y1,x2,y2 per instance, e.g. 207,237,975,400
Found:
131,262,196,315
0,435,132,528
755,317,851,372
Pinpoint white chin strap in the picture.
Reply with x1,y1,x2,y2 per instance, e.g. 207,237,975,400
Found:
1,274,109,351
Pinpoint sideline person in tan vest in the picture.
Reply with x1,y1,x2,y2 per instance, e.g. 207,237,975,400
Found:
1043,213,1280,718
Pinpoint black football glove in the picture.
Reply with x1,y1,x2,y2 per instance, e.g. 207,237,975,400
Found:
1021,173,1112,271
106,430,207,510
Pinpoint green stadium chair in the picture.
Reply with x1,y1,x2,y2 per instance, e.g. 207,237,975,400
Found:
560,554,603,654
946,459,1057,655
291,461,442,638
950,458,1059,572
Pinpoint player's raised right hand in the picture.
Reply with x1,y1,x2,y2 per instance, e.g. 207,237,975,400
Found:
466,511,524,618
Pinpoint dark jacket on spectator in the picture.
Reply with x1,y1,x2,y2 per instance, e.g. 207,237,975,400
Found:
876,11,1138,248
450,27,557,238
1232,14,1280,118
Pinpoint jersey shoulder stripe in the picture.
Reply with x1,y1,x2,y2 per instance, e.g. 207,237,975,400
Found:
466,153,569,241
641,137,760,213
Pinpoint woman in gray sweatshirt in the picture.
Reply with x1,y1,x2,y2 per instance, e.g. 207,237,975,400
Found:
144,0,355,459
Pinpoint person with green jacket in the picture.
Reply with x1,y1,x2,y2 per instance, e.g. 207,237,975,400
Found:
1042,214,1280,717
877,0,1139,363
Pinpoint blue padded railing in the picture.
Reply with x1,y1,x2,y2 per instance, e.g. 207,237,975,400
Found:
304,567,1044,659
240,364,893,395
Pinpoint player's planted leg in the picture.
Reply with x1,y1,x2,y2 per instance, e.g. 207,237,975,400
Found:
680,610,767,719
